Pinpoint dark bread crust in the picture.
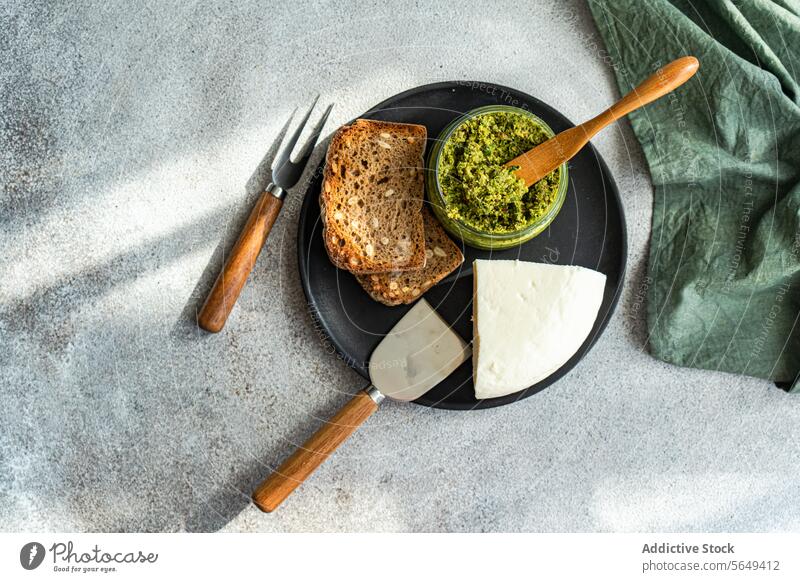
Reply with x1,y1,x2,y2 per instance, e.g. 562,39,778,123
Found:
320,119,427,274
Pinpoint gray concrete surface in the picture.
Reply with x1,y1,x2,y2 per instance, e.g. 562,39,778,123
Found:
1,0,798,533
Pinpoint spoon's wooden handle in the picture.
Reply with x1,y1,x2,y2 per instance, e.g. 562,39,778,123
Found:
593,56,700,129
252,389,380,512
197,190,283,333
509,56,699,187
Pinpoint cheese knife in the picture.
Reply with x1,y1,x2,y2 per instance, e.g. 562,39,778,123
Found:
252,299,470,512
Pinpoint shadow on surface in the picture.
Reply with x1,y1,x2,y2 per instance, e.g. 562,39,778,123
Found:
173,117,294,338
182,392,354,532
0,204,242,354
620,245,651,350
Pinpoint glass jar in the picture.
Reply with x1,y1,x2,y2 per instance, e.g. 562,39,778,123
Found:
426,105,568,250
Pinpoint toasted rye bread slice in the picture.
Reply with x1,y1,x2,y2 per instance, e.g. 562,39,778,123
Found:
356,209,464,306
320,119,427,274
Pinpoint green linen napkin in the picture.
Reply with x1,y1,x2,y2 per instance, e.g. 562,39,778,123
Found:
587,0,800,390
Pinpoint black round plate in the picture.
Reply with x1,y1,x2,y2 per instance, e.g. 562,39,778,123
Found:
297,81,627,410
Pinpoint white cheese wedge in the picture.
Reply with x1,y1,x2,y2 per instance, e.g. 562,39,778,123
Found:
473,259,606,399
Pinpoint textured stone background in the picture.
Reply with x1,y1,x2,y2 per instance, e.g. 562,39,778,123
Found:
1,0,798,532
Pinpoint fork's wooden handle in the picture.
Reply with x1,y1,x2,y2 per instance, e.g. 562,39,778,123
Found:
198,190,283,333
252,389,379,512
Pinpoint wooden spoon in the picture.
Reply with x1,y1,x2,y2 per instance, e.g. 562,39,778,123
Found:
507,56,699,187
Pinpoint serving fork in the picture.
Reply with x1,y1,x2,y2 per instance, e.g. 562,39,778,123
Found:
198,97,333,332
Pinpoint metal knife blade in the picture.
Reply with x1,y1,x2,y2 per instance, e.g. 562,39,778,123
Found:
368,299,471,402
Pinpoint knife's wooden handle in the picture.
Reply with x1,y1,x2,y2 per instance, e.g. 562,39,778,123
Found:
253,389,379,512
198,191,283,333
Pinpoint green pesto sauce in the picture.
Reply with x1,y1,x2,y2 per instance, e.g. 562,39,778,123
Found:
438,111,561,233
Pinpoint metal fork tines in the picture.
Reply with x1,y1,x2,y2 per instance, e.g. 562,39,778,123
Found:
270,96,334,199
